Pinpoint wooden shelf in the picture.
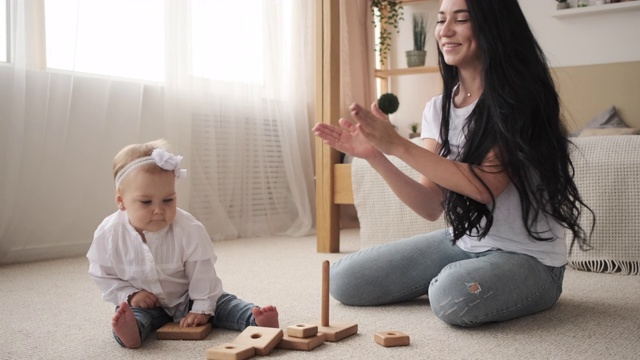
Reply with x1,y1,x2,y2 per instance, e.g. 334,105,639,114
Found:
374,66,439,78
373,0,438,94
552,1,640,18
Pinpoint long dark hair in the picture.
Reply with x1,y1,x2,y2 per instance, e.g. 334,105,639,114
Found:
437,0,593,251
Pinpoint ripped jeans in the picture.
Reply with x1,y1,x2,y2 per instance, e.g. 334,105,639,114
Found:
330,229,565,327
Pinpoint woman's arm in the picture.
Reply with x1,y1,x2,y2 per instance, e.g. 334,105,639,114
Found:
314,112,445,221
394,139,510,204
365,139,445,221
350,103,510,204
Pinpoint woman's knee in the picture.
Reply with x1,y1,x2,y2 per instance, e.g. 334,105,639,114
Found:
428,255,564,327
428,267,484,327
329,260,362,305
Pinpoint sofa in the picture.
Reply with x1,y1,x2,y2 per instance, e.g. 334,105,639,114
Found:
351,135,640,275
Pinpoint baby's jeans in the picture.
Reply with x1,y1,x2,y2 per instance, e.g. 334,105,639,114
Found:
113,292,257,347
330,229,565,327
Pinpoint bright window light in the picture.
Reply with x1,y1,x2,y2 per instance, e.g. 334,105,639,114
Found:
191,0,263,84
45,0,164,81
44,0,264,84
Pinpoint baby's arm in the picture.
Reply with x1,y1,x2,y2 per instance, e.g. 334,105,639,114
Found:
88,262,140,306
182,223,225,318
128,289,160,309
180,220,224,326
185,258,223,316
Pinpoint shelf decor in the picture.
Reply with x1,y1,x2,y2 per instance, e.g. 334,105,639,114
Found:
406,12,427,67
551,0,640,17
370,0,404,66
556,0,570,10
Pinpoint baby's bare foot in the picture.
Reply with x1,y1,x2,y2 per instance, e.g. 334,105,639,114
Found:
252,305,279,328
112,302,141,348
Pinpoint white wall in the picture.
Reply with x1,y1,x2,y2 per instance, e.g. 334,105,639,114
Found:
388,1,441,138
389,0,640,138
520,1,640,67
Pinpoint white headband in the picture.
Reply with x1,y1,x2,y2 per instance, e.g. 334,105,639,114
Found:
115,148,187,188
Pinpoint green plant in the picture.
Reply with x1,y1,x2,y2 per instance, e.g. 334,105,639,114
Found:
412,13,427,51
370,0,404,66
409,122,419,133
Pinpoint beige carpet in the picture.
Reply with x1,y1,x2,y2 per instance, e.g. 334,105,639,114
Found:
1,229,639,360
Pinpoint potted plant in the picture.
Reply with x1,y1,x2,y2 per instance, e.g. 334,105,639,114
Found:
409,122,420,138
370,0,404,66
556,0,570,9
406,13,427,67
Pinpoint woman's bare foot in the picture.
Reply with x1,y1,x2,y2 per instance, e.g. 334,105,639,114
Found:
112,302,141,348
252,305,280,328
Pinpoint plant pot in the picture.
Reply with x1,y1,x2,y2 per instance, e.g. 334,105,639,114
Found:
557,2,570,9
409,133,420,139
406,50,426,68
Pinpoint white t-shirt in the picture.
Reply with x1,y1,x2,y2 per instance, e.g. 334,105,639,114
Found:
421,94,567,267
87,208,224,321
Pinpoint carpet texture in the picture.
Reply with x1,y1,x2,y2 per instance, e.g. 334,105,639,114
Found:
1,229,638,360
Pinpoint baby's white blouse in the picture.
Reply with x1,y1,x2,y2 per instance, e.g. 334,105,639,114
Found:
87,208,224,321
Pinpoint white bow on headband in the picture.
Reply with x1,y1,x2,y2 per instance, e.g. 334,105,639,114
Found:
115,148,187,188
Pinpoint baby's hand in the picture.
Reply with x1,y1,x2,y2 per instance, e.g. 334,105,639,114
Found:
129,290,159,309
179,312,211,327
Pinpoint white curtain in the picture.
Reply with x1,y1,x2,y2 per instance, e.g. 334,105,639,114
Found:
0,0,316,264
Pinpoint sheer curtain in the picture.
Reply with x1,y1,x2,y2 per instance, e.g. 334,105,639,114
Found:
0,0,315,264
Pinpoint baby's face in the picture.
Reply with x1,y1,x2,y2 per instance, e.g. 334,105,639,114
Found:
118,169,177,235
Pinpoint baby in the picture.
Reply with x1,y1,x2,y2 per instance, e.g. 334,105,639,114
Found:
87,139,278,348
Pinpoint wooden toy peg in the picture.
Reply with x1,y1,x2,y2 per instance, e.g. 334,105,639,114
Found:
322,260,330,326
156,322,212,340
314,260,358,342
374,331,410,347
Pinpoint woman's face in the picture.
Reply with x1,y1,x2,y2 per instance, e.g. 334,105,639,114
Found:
435,0,482,69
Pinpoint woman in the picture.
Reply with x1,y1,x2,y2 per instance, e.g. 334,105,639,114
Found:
313,0,592,327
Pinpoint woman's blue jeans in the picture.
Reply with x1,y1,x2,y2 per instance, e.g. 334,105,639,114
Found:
113,292,256,346
330,229,565,327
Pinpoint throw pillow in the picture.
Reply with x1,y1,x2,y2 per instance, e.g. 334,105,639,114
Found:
570,106,628,137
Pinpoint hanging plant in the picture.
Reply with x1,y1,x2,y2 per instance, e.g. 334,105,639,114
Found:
370,0,404,66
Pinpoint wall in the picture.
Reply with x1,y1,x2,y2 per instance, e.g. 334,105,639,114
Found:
389,1,640,137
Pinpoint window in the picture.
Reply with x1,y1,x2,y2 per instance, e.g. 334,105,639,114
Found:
1,0,7,63
44,0,164,81
43,0,264,84
191,0,264,84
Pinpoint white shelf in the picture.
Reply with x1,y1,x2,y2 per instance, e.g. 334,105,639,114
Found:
552,1,640,18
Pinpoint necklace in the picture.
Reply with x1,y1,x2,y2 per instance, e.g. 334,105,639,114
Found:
458,83,471,97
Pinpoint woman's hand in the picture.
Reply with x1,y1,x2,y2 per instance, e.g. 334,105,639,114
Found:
313,114,380,161
129,290,160,309
313,103,399,160
350,102,407,156
180,312,212,327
